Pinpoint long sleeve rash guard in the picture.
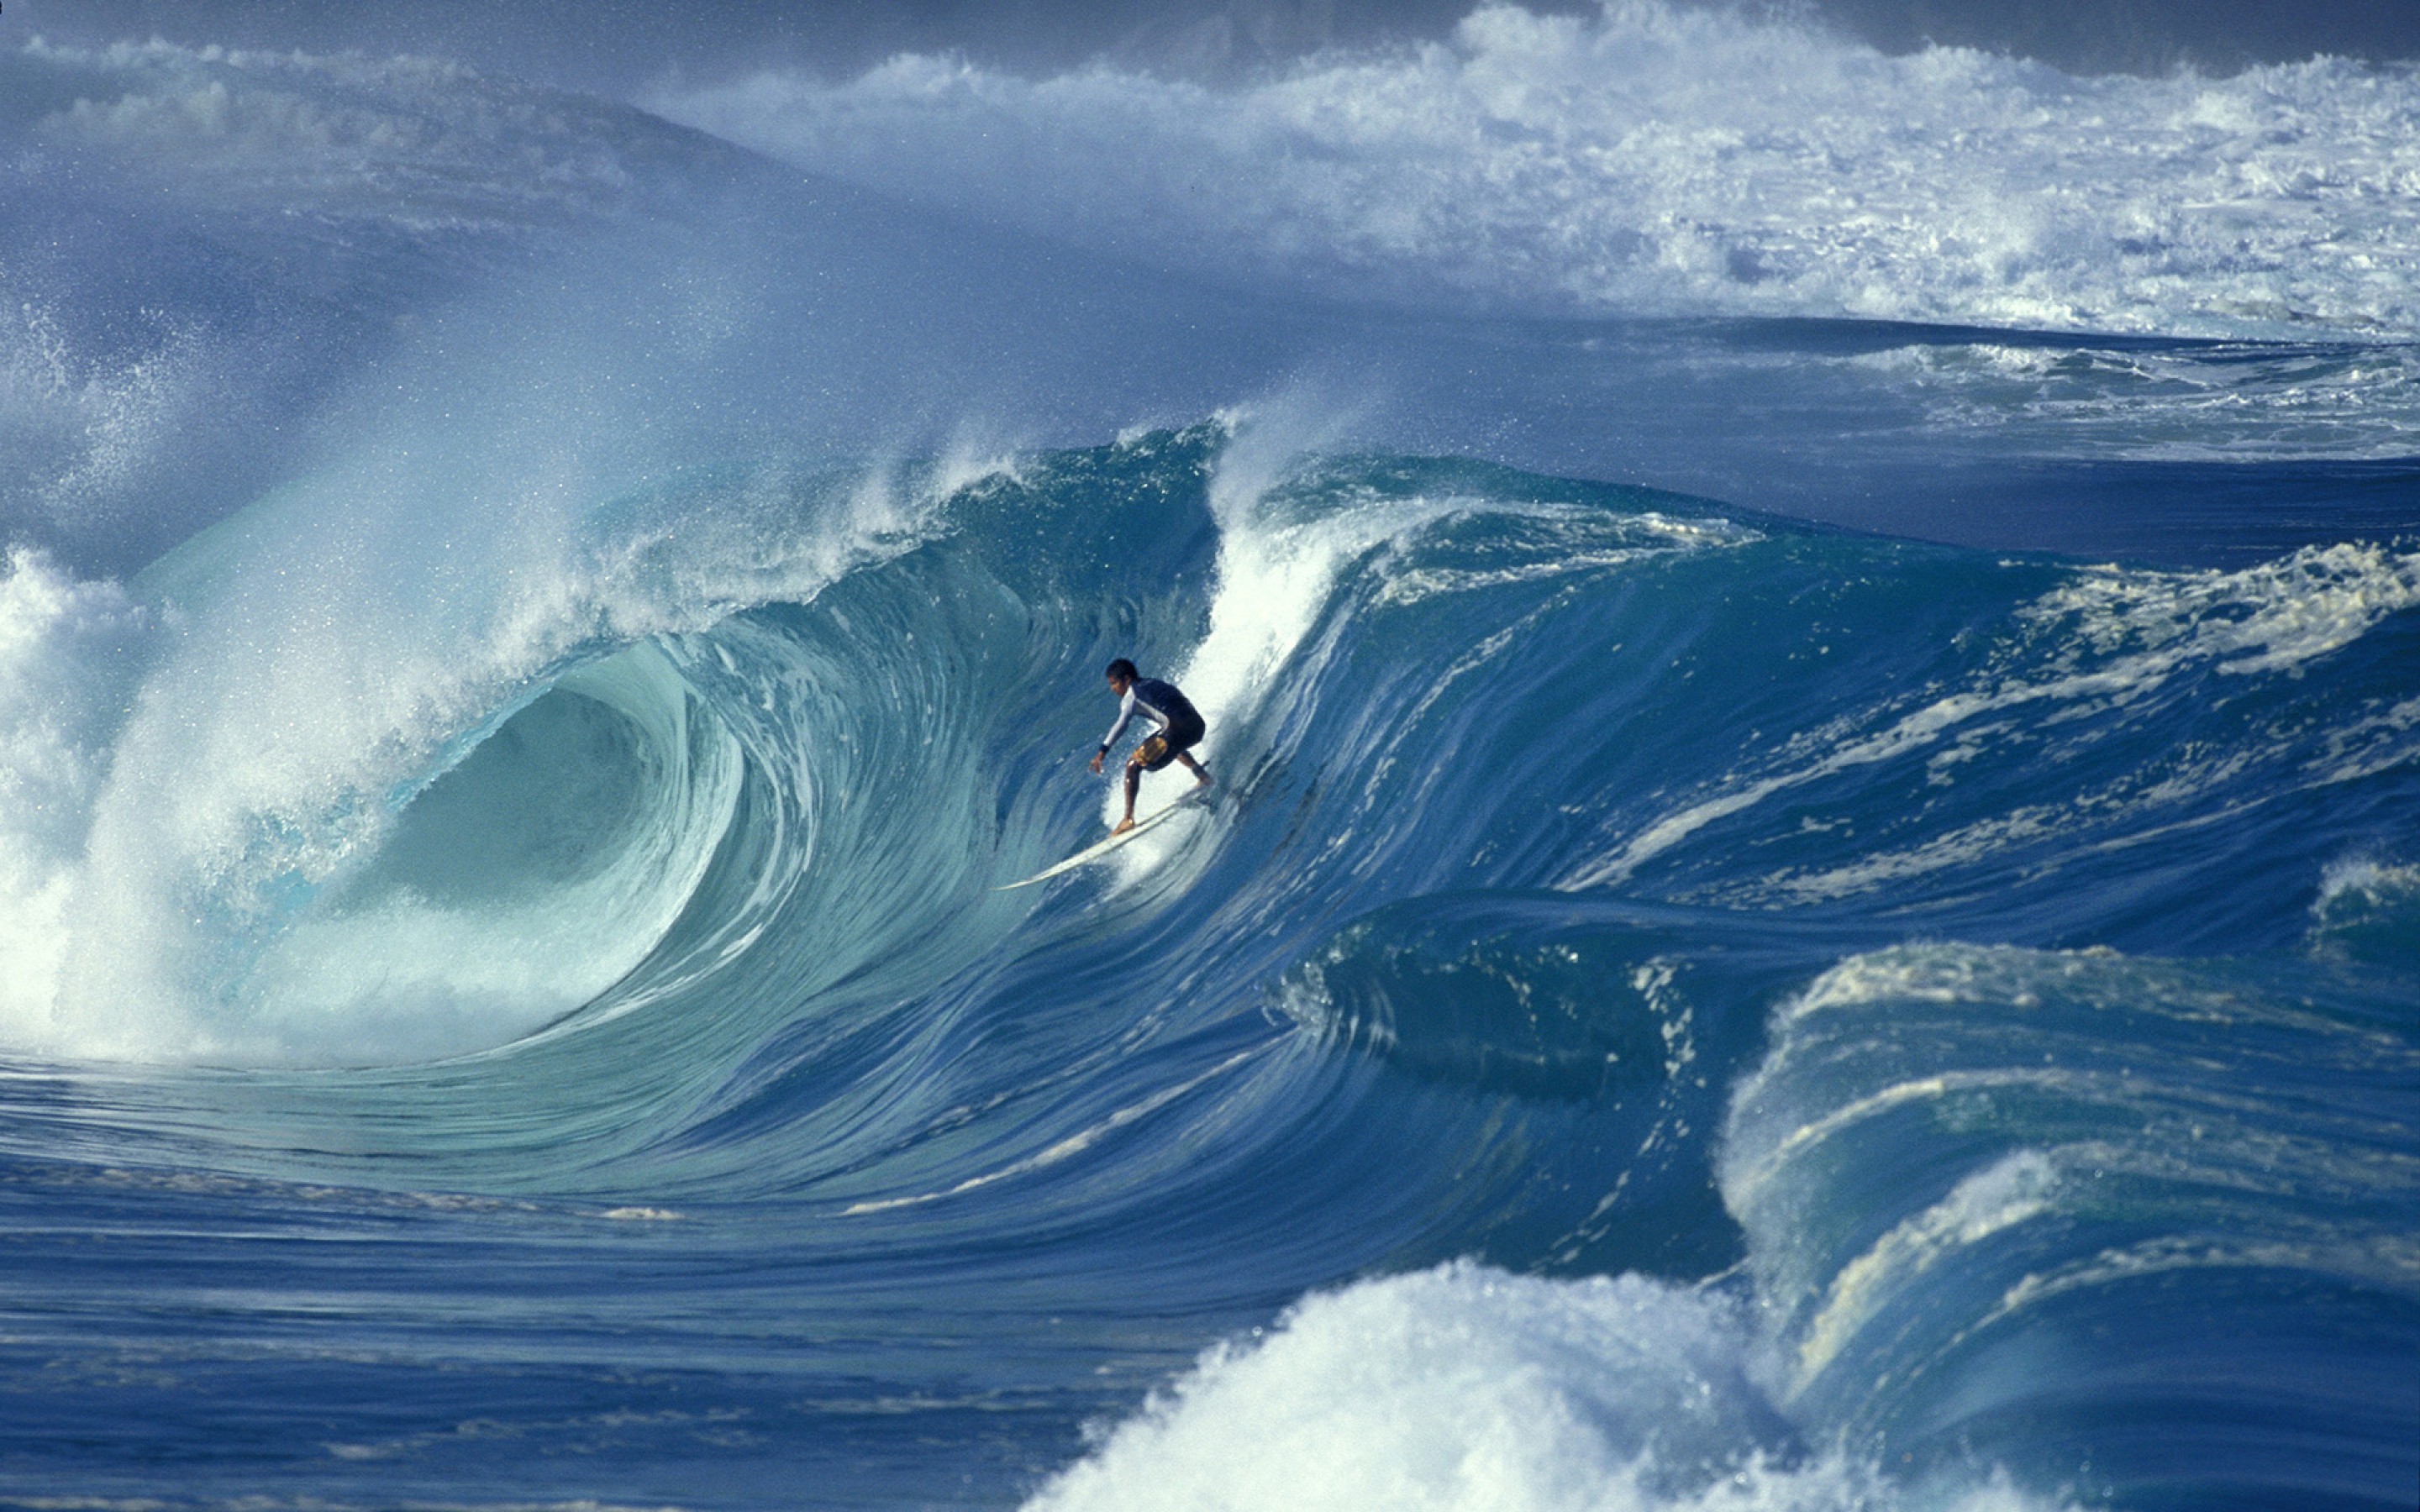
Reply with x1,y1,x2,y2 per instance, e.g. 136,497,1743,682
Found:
1099,678,1199,754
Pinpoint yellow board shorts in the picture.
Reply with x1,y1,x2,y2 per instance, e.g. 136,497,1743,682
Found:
1132,713,1205,772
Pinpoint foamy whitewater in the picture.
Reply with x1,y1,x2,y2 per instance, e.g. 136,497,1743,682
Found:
0,7,2412,1509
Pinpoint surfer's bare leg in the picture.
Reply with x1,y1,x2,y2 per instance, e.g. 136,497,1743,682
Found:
1176,750,1211,787
1114,759,1142,834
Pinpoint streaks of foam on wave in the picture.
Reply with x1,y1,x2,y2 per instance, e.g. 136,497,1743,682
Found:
1564,541,2420,895
1026,1261,2069,1512
2017,538,2420,674
843,1049,1263,1216
1841,339,2420,463
1371,509,1748,608
1717,940,2420,1497
654,1,2420,339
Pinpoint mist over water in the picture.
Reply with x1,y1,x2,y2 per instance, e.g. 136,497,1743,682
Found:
12,0,2420,91
657,4,2420,338
0,4,2414,1509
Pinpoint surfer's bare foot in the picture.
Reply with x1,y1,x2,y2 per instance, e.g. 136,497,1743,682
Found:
1111,817,1135,836
1196,773,1213,788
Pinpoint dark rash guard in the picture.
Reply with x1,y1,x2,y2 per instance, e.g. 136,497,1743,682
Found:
1099,677,1202,754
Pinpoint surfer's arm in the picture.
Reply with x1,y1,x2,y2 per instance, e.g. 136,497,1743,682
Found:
1097,690,1139,757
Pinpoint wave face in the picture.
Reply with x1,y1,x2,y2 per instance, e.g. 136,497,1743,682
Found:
0,10,2415,1512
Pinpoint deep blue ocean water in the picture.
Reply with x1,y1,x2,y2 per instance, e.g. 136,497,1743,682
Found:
1,9,2415,1510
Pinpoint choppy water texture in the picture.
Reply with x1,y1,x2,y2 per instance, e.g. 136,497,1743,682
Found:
0,8,2414,1510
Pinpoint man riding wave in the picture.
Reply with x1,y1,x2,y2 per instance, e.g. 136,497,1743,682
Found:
1088,658,1211,833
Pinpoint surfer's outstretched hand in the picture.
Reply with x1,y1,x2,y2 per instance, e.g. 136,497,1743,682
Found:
1088,751,1105,774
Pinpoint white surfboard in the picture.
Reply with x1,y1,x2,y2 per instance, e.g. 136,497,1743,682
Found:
997,787,1213,890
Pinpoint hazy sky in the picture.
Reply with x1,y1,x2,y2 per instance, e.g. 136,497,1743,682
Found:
3,0,2416,92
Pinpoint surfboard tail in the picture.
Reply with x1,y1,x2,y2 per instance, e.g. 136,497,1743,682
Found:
997,788,1216,890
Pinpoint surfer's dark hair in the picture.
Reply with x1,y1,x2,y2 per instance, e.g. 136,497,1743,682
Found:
1105,658,1139,681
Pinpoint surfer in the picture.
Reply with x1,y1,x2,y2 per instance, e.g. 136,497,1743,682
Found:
1089,658,1211,834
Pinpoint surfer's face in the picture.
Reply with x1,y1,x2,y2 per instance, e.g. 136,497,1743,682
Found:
1107,672,1129,696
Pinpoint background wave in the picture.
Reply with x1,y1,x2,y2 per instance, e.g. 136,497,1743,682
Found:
656,2,2420,338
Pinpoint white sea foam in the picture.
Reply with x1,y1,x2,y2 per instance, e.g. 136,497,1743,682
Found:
2308,854,2420,967
2015,541,2420,675
1176,407,1428,739
655,2,2420,340
1025,1261,2067,1512
2315,856,2420,915
0,549,152,1042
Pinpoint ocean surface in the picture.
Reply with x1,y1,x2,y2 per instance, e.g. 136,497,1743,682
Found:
1,7,2415,1509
